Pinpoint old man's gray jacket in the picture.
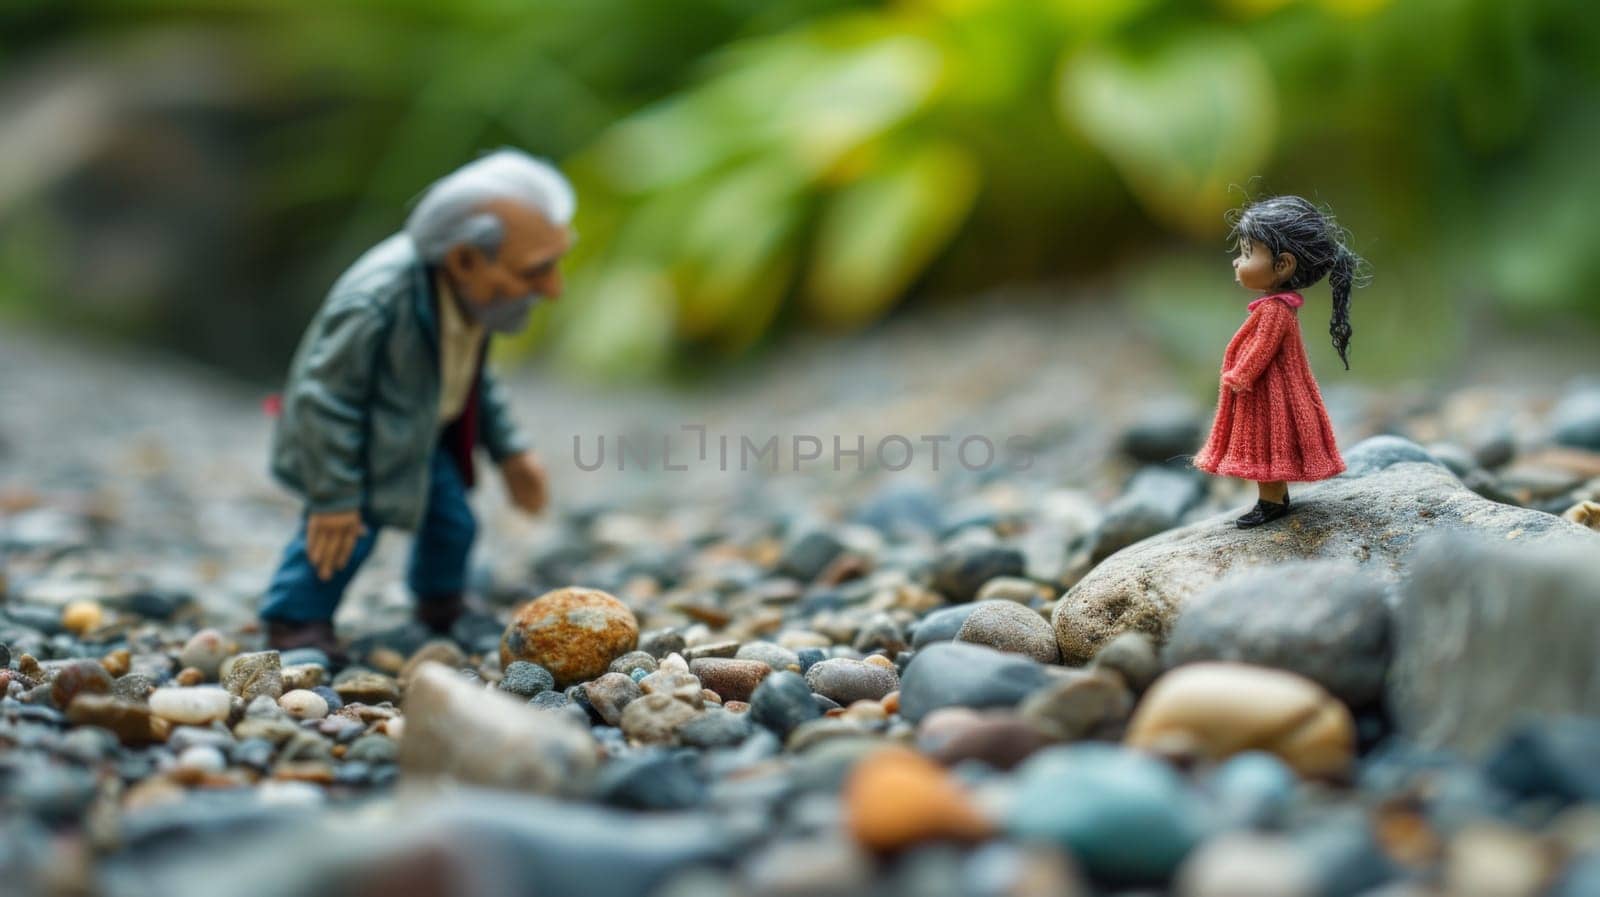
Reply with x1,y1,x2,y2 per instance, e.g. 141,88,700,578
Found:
269,234,528,530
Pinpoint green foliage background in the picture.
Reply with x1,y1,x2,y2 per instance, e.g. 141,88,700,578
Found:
1,0,1595,381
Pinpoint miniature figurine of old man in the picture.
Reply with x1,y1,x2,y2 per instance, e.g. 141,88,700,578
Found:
261,149,572,657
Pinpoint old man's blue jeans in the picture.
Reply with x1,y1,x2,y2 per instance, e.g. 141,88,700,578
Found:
260,447,476,623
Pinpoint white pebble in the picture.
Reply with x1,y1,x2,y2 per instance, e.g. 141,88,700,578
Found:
255,781,325,807
149,687,233,725
278,689,329,720
176,745,226,774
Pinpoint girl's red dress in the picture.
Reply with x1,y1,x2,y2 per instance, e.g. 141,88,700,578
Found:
1194,291,1345,482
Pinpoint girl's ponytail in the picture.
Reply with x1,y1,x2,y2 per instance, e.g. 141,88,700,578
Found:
1328,246,1356,370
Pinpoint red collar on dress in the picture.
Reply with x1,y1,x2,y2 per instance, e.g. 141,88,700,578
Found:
1248,291,1304,312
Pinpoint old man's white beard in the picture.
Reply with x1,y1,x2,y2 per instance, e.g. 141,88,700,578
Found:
474,293,542,333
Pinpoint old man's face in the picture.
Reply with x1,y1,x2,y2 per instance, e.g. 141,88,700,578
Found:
443,199,572,332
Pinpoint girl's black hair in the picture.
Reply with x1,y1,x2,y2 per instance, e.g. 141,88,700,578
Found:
1227,195,1370,370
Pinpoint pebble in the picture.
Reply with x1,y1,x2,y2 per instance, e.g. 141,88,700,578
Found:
678,707,753,749
49,660,113,709
101,649,131,678
398,661,598,794
593,750,707,810
398,640,468,685
65,695,168,745
60,600,104,635
974,576,1051,604
955,600,1060,664
498,660,556,698
1089,631,1161,692
778,529,847,582
1007,743,1205,885
1206,752,1298,830
639,629,687,659
1120,400,1204,465
850,614,907,655
1125,662,1355,778
232,716,300,744
222,650,283,701
688,658,772,703
1443,823,1552,897
584,672,643,727
1550,388,1600,451
178,629,235,679
1341,434,1445,476
929,545,1026,603
331,668,401,705
915,707,1053,769
910,602,982,649
1175,833,1316,897
312,685,343,713
1484,716,1600,804
1091,467,1206,562
620,692,701,746
733,641,799,672
1018,668,1133,742
804,658,900,705
740,835,876,896
682,640,740,661
281,664,325,692
897,641,1055,723
750,671,822,738
279,689,330,720
149,687,233,725
344,734,398,764
638,668,705,709
279,647,333,670
500,587,640,687
176,745,228,775
608,650,658,677
844,746,993,852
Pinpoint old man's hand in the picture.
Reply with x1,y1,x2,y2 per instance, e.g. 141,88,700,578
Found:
306,509,366,581
500,451,549,515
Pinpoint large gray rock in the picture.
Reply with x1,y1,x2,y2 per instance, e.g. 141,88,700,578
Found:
1161,561,1392,708
1053,440,1595,664
399,661,599,795
1389,534,1600,756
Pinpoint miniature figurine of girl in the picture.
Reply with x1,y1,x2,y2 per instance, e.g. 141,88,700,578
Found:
1194,195,1369,528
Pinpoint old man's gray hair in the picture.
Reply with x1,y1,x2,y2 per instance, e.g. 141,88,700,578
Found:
405,148,575,263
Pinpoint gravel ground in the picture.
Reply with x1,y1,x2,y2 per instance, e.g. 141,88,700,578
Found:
3,294,1600,897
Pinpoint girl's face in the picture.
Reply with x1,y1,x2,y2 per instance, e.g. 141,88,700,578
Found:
1232,238,1295,291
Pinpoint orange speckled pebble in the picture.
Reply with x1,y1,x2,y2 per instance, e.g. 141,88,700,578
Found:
845,746,993,853
500,587,640,688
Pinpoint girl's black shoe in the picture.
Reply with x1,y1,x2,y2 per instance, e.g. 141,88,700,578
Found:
1236,496,1292,529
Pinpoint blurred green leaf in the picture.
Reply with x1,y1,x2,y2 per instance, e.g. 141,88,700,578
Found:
1056,30,1275,235
552,266,677,379
673,159,806,348
804,140,980,328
